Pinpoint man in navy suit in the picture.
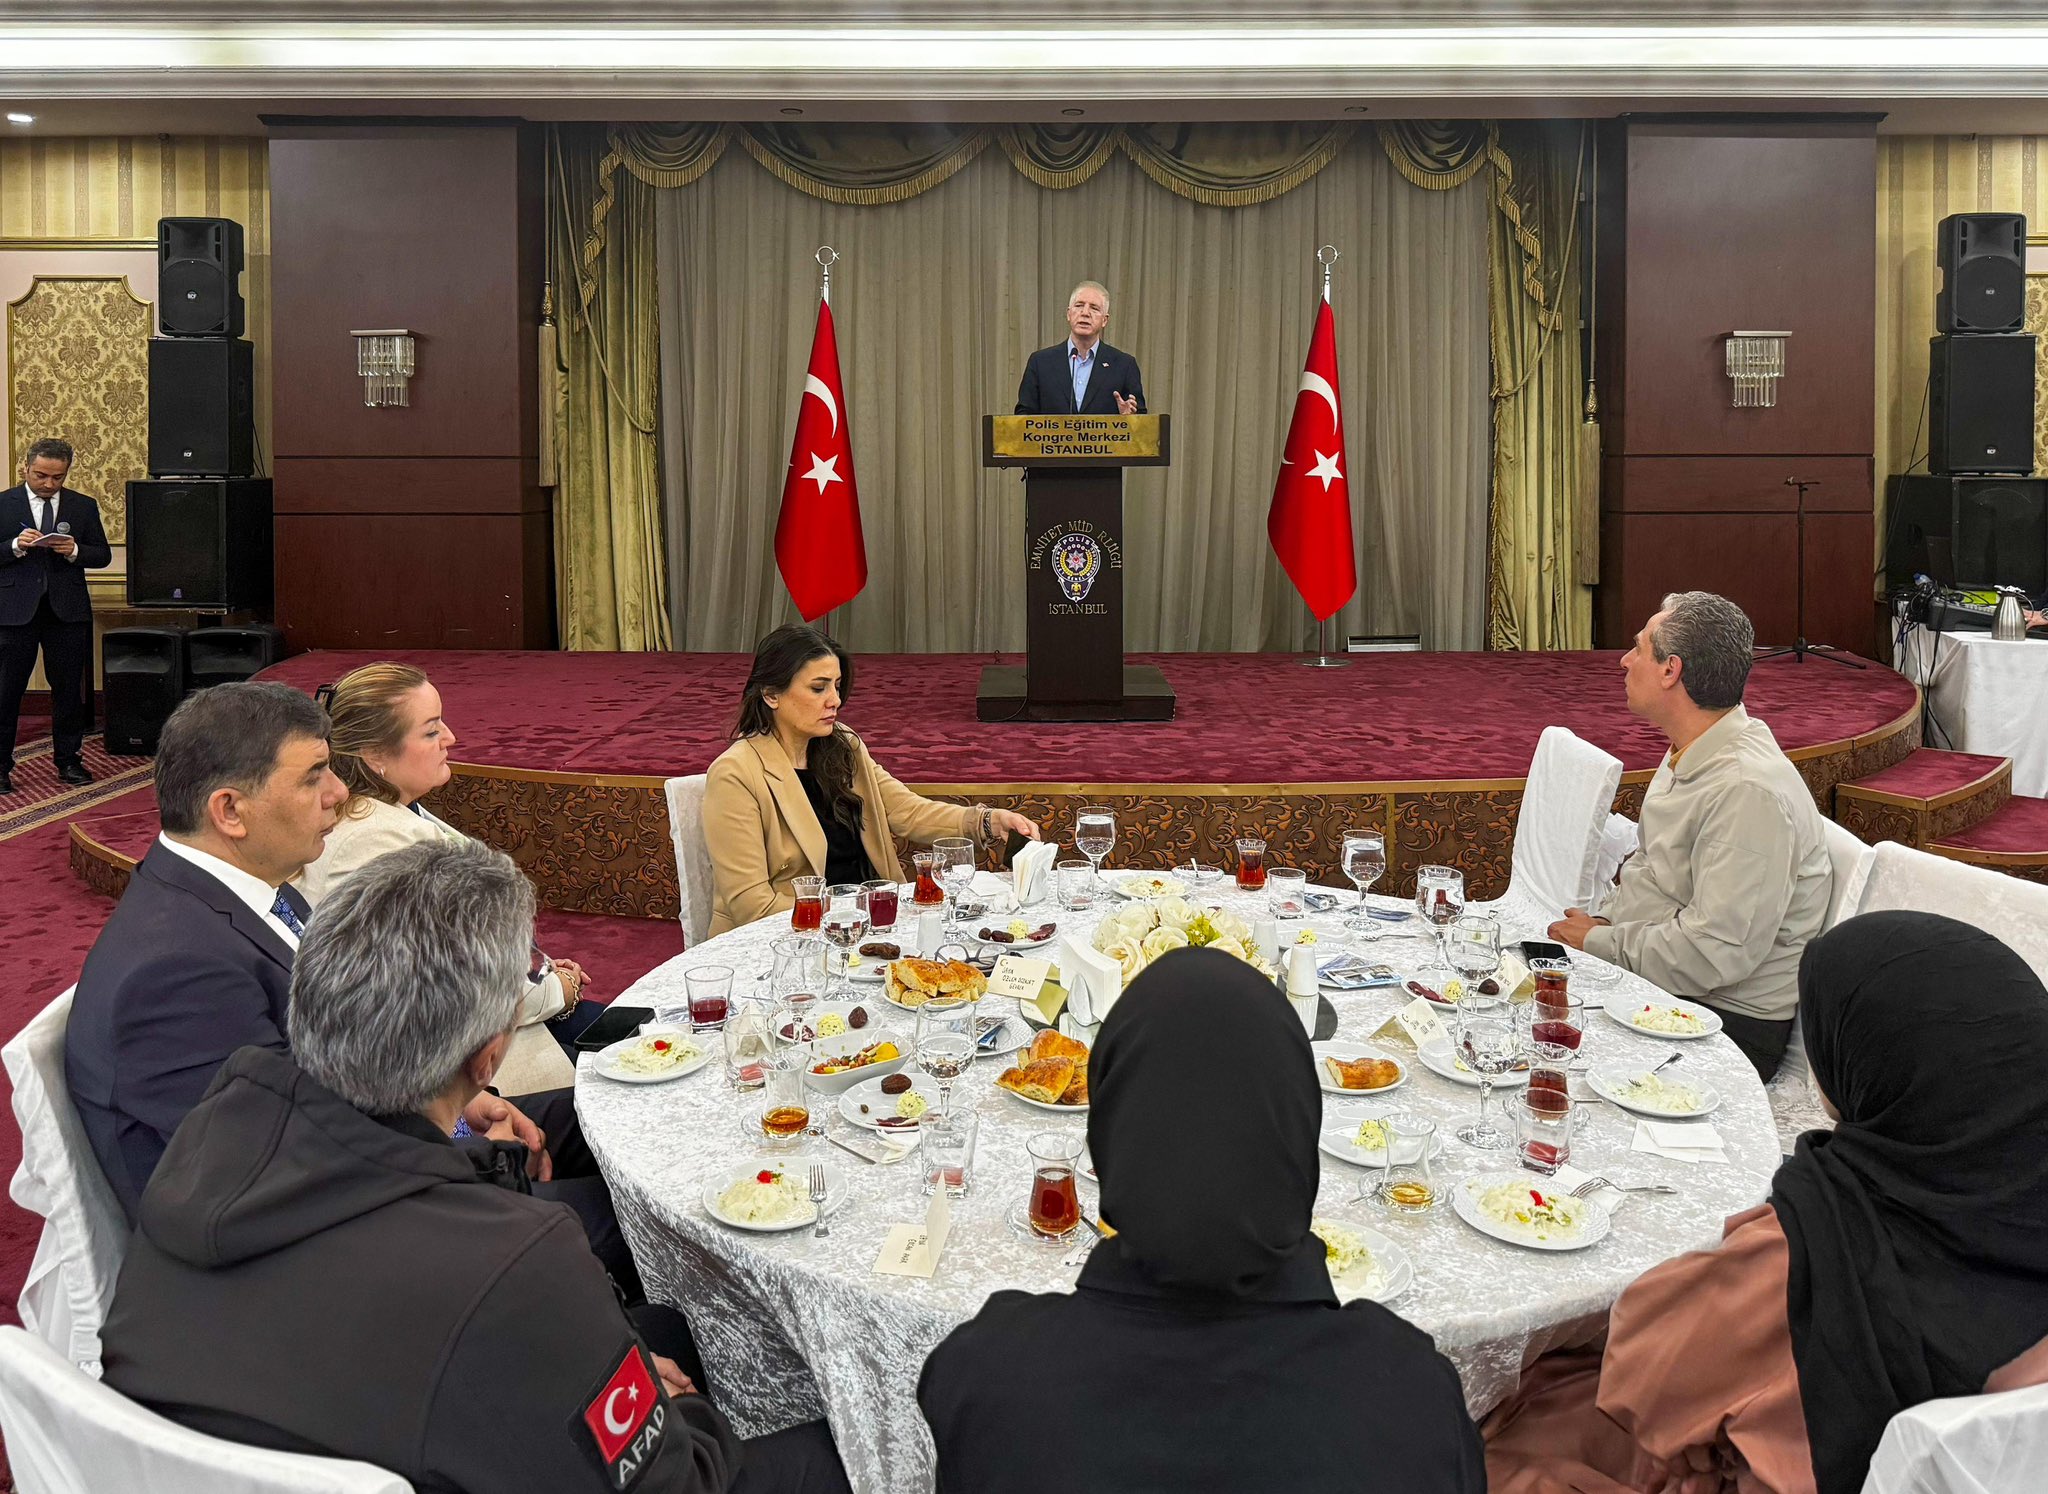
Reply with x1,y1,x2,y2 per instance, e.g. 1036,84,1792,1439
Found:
0,437,113,792
1014,281,1147,417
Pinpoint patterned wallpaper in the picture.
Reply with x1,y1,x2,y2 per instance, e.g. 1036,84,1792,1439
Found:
6,278,151,540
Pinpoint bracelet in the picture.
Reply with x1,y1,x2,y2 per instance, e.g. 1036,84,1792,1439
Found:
979,809,994,841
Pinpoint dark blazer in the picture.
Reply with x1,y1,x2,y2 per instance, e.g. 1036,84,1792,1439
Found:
1014,340,1147,416
65,844,305,1218
0,484,112,626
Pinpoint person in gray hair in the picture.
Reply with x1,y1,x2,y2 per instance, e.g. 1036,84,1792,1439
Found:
1550,592,1832,1079
100,839,851,1494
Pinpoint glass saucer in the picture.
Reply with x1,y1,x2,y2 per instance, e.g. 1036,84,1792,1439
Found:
1005,1202,1085,1247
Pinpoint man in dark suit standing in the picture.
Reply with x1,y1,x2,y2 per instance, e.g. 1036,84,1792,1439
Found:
0,437,113,791
1014,281,1147,417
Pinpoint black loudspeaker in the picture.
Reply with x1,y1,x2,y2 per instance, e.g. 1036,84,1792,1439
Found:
157,217,245,338
1929,334,2037,476
103,628,187,756
1936,213,2027,334
1885,474,2048,594
126,478,273,610
186,624,287,691
148,338,254,477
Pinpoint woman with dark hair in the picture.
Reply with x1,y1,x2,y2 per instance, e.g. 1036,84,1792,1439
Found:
919,947,1485,1494
702,624,1039,937
1484,910,2048,1494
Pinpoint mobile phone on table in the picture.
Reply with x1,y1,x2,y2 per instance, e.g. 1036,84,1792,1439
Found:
1515,939,1568,964
572,1004,656,1053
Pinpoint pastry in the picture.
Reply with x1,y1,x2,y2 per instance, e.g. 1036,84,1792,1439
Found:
1061,1056,1090,1106
1322,1054,1402,1091
1028,1028,1090,1064
886,957,990,1008
995,1056,1076,1104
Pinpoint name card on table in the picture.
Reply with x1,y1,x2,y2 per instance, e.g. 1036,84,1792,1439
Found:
1371,997,1449,1052
987,955,1053,1003
875,1188,953,1279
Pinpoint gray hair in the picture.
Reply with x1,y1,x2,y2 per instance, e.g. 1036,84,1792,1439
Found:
1069,280,1110,313
155,682,330,835
287,839,535,1115
1653,591,1755,711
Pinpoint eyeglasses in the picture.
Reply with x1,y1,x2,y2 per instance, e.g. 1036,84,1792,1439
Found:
528,944,554,986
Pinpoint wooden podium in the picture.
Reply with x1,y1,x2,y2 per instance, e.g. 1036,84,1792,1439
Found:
977,414,1176,723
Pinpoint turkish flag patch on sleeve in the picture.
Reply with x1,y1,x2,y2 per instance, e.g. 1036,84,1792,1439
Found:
576,1344,668,1490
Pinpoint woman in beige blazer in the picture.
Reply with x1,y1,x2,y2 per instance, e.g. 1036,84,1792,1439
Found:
703,625,1041,937
297,663,597,1095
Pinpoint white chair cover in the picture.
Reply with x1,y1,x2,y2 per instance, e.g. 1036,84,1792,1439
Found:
1767,821,1878,1152
1862,1383,2048,1494
1820,818,1876,932
1588,813,1640,916
1850,840,2048,985
1488,727,1625,928
665,774,716,948
1,987,125,1376
0,1326,414,1494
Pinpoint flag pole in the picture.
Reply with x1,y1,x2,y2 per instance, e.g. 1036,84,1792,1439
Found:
1301,244,1351,670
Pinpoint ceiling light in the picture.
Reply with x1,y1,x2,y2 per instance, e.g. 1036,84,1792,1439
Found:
6,113,32,125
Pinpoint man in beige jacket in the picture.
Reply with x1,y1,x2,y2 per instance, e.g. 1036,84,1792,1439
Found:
1550,592,1831,1080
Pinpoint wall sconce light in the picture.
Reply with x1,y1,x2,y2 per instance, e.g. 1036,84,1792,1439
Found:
351,328,416,407
1724,330,1789,408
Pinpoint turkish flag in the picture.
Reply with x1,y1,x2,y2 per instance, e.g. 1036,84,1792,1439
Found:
1267,299,1358,621
582,1346,659,1467
774,297,868,620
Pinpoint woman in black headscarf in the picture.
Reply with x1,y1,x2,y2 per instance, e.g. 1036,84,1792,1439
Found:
918,947,1484,1494
1485,910,2048,1494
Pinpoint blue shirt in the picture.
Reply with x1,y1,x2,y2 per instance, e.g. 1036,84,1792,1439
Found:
1068,340,1096,411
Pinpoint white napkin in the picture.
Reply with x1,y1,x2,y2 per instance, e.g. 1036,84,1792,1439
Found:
1630,1119,1728,1164
1061,934,1122,1027
1010,840,1058,908
1547,1164,1627,1211
968,870,1008,903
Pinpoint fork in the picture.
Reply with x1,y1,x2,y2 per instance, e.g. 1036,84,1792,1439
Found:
1568,1176,1680,1198
1060,1216,1104,1267
808,1164,830,1238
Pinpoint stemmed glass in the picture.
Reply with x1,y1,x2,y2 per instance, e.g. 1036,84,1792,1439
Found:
914,997,978,1121
1455,1007,1520,1150
1449,914,1501,1001
1414,865,1466,974
819,883,870,997
1341,830,1386,939
932,836,976,933
1074,806,1116,891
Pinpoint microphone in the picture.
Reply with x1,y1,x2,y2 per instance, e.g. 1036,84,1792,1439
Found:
55,521,70,535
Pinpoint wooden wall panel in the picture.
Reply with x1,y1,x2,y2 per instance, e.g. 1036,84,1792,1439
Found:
271,457,544,515
1603,455,1873,514
272,512,550,649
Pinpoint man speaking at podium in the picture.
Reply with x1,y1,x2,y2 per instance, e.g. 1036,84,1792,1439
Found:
1015,281,1147,416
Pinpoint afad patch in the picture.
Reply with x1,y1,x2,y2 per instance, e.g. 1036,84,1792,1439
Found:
576,1344,668,1490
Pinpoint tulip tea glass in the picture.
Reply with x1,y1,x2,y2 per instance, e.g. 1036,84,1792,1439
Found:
1013,1130,1086,1242
749,1056,811,1152
1341,830,1387,938
911,850,946,912
1375,1113,1441,1212
1234,836,1268,891
790,875,825,936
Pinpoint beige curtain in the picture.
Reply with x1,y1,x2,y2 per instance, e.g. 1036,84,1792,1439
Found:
654,142,1489,652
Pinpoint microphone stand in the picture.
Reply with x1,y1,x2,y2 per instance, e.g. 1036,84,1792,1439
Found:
1754,477,1866,669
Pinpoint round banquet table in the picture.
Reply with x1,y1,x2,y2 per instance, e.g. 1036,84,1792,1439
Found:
576,879,1781,1494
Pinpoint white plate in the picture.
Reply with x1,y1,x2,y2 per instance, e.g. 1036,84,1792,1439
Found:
1586,1063,1722,1119
969,921,1060,952
1414,1041,1532,1089
838,1074,941,1133
802,1031,911,1095
1108,872,1186,900
1452,1173,1611,1252
776,1001,884,1044
1603,996,1725,1041
702,1159,847,1233
1312,1219,1414,1304
590,1026,716,1084
1316,1116,1447,1169
975,1014,1033,1061
999,1085,1090,1114
1311,1041,1409,1097
846,963,887,985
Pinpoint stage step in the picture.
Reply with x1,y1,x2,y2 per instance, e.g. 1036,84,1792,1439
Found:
1928,796,2048,886
1833,748,2011,850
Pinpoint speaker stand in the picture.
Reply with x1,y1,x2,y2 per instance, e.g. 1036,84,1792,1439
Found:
1755,477,1866,670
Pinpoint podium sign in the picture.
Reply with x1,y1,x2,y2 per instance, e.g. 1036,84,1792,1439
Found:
978,414,1175,723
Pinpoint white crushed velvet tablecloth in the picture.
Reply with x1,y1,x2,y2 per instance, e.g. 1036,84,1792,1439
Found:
578,881,1779,1494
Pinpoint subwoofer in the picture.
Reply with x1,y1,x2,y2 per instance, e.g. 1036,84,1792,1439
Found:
147,337,254,477
1884,474,2048,595
185,624,287,691
1929,333,2037,476
126,478,273,610
157,217,245,338
103,628,187,756
1936,212,2027,334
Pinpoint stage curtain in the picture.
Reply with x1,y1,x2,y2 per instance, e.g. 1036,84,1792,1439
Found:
1875,135,2048,576
550,126,672,651
652,138,1490,653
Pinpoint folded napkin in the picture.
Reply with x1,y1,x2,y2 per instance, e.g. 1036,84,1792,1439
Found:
1547,1165,1627,1210
1061,934,1123,1027
1630,1118,1728,1164
1011,840,1058,908
968,870,1008,904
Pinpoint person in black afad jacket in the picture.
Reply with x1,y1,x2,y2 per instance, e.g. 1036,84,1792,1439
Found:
100,838,850,1494
920,947,1486,1494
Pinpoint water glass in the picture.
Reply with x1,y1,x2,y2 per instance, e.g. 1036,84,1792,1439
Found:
1375,1113,1440,1212
683,964,734,1033
1456,1011,1520,1150
1449,914,1502,1000
1074,806,1116,884
1055,857,1098,911
820,883,870,996
861,877,900,932
722,1001,775,1090
790,875,825,936
932,837,976,931
1234,836,1267,891
1266,868,1308,920
920,1111,979,1198
1024,1131,1084,1239
1516,1090,1576,1176
1414,865,1466,973
1341,830,1386,937
914,998,978,1120
769,935,826,1027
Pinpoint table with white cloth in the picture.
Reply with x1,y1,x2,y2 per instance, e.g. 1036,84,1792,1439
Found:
576,880,1781,1494
1897,627,2048,796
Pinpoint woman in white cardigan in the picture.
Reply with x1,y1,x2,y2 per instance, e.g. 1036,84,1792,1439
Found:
297,663,599,1094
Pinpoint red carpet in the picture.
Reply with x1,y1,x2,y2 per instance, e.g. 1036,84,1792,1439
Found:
259,649,1918,784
